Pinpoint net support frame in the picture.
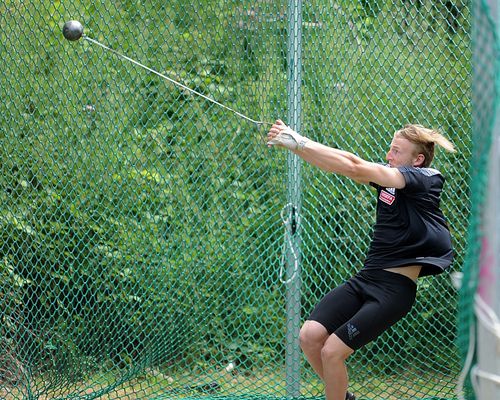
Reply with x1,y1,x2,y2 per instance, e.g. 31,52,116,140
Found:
285,0,303,397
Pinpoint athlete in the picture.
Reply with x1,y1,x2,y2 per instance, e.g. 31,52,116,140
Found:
267,120,456,400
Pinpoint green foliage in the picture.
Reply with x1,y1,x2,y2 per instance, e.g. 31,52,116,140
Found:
1,1,470,397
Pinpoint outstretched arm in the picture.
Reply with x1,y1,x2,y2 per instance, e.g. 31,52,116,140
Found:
267,120,406,188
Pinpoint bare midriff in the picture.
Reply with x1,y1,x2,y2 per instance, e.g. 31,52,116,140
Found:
384,265,422,282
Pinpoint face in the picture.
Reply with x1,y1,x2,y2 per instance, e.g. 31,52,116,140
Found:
385,135,424,168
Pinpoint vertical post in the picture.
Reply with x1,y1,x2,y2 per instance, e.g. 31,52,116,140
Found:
476,1,500,399
285,0,303,398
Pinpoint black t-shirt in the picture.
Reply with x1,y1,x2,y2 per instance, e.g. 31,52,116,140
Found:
363,166,453,277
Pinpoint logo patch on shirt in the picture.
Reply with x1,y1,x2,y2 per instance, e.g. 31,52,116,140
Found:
379,189,395,205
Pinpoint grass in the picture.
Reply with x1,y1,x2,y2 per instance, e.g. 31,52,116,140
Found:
0,364,458,400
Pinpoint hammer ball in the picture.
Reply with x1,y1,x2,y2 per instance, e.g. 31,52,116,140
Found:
62,20,84,41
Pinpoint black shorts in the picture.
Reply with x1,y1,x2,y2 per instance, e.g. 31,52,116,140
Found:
307,269,417,350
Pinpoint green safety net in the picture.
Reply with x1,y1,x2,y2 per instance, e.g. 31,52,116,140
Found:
0,1,474,399
456,0,499,399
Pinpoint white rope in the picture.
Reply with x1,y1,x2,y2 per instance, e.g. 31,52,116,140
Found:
475,294,500,338
456,322,476,400
456,293,500,399
472,365,500,388
279,203,299,284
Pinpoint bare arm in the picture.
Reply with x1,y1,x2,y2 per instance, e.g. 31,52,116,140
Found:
294,140,406,188
267,120,406,188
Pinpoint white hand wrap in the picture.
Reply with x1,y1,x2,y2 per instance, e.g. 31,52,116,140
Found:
268,127,308,151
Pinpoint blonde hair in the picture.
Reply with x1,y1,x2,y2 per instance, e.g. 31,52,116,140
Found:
395,124,456,168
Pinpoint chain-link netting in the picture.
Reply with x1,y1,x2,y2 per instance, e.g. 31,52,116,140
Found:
456,0,499,399
1,1,473,399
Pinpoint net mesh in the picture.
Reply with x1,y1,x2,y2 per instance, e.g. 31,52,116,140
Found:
0,0,478,399
456,0,499,399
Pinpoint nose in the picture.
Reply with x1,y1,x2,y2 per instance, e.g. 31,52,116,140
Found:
386,150,392,161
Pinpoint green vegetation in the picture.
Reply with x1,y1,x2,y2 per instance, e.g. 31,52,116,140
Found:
0,1,470,399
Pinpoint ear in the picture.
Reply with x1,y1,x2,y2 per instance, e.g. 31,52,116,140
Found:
414,153,425,167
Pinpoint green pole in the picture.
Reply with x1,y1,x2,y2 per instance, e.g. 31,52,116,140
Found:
285,0,303,397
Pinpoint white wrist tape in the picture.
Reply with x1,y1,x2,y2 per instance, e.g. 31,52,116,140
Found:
268,127,308,151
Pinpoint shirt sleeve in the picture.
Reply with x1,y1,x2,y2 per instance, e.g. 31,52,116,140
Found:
397,166,441,192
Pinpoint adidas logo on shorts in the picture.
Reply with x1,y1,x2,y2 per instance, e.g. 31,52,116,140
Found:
347,323,360,340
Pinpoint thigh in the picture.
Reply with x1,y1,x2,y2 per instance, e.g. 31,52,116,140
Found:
334,273,417,350
307,280,363,335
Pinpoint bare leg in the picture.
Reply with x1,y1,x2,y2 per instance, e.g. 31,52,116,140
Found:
321,334,354,400
299,320,329,380
300,321,355,400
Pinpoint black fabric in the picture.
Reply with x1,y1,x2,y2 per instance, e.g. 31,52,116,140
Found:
308,269,417,350
364,166,453,276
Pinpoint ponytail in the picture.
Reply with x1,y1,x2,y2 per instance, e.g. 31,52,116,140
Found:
396,124,455,167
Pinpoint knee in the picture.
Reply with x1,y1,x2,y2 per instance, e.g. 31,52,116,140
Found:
320,345,345,363
320,335,353,363
299,321,328,351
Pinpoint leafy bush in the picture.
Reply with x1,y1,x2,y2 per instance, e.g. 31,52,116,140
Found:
0,0,470,385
